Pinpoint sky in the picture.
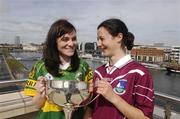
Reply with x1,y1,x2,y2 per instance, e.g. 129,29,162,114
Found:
0,0,179,46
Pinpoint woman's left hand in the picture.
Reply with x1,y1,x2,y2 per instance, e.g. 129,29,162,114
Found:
96,79,116,102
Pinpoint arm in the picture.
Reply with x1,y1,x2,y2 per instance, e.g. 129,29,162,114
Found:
96,79,150,119
32,77,47,109
32,92,46,109
83,107,92,119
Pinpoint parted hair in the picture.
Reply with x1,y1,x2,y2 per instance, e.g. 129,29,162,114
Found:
43,19,80,76
97,18,134,50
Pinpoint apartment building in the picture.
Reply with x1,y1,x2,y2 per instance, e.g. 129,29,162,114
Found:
170,46,180,64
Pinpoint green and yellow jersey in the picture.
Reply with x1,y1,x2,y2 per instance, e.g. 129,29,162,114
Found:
24,59,93,119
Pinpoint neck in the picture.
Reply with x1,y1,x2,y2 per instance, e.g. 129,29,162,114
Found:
109,51,126,65
59,55,71,65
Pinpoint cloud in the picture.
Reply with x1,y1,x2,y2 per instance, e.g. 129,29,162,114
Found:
0,0,179,46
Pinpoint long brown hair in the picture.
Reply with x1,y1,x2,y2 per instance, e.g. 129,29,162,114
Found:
43,19,80,76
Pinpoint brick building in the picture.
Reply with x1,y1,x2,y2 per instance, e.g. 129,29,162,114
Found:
131,46,164,63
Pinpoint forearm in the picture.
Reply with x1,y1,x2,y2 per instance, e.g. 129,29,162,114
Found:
111,94,149,119
32,93,46,109
32,76,47,109
83,107,92,119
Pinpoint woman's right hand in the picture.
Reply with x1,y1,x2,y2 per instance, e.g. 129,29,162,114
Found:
34,76,47,98
32,76,47,108
88,82,94,93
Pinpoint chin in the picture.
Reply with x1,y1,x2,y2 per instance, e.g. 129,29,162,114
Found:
66,52,75,57
102,51,109,57
103,54,109,57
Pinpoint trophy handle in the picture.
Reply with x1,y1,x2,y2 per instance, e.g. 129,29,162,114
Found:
75,93,100,108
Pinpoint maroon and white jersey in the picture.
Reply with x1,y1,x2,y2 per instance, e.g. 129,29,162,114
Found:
91,55,154,119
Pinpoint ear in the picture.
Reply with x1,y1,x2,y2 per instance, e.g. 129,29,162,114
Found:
116,33,123,43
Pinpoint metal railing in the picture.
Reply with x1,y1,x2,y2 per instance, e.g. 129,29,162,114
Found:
0,79,26,94
0,79,180,119
154,91,180,119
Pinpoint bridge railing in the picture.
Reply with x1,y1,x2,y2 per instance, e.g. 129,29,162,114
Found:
0,79,26,94
0,79,180,119
0,79,37,118
154,91,180,119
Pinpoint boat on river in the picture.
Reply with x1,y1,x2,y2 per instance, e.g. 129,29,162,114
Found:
165,65,180,73
165,58,180,74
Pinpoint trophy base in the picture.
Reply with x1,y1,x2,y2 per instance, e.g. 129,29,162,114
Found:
63,103,74,119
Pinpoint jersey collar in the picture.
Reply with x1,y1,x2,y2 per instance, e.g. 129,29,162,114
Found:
105,55,132,74
114,55,132,69
59,62,71,70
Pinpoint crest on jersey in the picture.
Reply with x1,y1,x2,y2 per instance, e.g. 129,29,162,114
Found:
113,79,127,95
45,73,54,80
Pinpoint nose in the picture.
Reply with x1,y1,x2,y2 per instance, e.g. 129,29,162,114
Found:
97,40,102,48
68,39,75,46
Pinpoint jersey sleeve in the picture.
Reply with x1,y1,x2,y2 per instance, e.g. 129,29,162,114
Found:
24,61,42,96
84,65,93,83
133,68,154,118
86,68,101,109
80,59,93,83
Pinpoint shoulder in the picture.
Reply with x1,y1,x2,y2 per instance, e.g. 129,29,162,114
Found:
127,61,153,85
127,61,150,73
128,60,144,68
33,59,45,67
28,59,47,79
31,59,46,72
94,64,106,77
79,58,90,67
95,64,106,71
79,58,87,63
115,60,152,79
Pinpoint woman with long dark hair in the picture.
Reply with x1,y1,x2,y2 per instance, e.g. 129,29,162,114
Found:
24,19,93,119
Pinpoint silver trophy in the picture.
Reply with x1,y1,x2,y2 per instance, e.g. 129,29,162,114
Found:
46,79,93,119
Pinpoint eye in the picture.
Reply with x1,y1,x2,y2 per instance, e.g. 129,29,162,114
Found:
72,37,77,41
98,36,104,41
61,37,69,42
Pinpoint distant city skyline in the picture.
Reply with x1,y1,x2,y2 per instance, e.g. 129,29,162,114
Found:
0,0,180,46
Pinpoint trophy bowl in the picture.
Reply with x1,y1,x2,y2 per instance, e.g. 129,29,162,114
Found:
46,80,92,119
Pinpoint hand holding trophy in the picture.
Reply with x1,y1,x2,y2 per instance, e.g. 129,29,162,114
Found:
46,74,93,119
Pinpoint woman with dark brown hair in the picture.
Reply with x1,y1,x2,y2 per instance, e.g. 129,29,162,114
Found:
84,18,154,119
24,19,93,119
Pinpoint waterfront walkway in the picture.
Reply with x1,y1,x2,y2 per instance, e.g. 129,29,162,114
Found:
0,54,14,81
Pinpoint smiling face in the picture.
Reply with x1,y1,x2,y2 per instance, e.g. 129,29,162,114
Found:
56,30,77,61
97,27,121,57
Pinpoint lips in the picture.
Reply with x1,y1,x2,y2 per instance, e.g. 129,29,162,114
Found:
66,49,75,52
64,47,75,51
101,47,107,52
